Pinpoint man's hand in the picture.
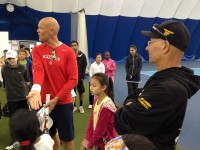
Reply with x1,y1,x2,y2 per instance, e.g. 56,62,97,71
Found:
26,90,42,110
44,97,59,113
126,102,133,106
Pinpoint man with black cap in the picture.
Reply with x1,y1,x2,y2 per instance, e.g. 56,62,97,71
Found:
114,20,200,150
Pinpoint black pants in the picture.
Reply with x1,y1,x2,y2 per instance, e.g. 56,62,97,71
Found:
89,92,94,105
89,83,94,105
7,100,28,117
127,82,139,95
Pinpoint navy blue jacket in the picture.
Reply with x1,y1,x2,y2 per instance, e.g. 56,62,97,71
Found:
115,67,200,150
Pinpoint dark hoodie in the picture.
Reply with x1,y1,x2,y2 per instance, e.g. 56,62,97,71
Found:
1,63,30,101
115,66,200,150
125,53,142,81
77,50,87,79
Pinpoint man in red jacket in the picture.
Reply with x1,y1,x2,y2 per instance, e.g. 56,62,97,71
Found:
27,17,78,150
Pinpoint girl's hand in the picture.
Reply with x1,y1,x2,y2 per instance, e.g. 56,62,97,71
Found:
80,139,88,150
80,145,86,150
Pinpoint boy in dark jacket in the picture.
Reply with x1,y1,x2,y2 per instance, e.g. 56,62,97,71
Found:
1,50,30,117
71,41,87,113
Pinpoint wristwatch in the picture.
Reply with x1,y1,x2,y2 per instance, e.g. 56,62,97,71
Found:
6,3,15,12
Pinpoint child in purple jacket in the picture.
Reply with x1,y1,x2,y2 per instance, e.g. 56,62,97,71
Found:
80,73,117,150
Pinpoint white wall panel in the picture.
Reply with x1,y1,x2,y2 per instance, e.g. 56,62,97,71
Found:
174,0,199,19
157,0,182,19
189,0,200,19
139,0,165,18
99,0,124,16
1,0,200,19
27,0,52,12
120,0,145,17
84,0,103,15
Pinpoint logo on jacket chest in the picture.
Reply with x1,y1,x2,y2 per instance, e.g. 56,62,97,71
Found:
43,54,60,65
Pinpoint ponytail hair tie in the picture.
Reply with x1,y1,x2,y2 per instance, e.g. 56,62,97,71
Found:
20,140,30,146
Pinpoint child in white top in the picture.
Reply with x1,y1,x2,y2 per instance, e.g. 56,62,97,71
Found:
9,109,54,150
89,53,105,108
89,53,105,77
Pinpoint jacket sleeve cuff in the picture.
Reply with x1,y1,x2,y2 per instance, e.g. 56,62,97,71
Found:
71,89,76,97
31,84,41,92
124,98,133,106
87,143,93,149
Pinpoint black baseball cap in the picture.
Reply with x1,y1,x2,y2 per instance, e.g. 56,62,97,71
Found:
141,20,190,52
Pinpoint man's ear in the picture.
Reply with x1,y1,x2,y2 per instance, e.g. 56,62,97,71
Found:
49,28,54,35
163,40,170,54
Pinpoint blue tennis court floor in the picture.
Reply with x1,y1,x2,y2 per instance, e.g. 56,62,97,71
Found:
141,68,200,76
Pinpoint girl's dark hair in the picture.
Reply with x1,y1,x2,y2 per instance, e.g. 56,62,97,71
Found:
95,53,102,58
10,109,41,150
122,134,158,150
92,73,114,103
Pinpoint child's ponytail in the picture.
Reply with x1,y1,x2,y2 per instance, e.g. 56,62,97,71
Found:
107,77,114,103
20,140,36,150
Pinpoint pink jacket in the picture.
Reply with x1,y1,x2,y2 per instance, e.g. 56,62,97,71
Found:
102,59,116,82
85,98,117,149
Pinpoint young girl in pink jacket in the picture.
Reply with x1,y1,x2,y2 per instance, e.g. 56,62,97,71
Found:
80,73,117,150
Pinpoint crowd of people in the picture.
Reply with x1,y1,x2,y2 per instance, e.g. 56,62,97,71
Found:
0,17,200,150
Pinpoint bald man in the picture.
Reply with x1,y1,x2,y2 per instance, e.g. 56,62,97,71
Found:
27,17,78,150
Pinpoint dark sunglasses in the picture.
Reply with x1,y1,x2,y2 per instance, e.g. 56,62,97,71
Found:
7,58,15,60
152,24,167,40
52,49,56,60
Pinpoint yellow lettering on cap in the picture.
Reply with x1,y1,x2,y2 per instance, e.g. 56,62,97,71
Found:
138,98,152,109
164,28,174,36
